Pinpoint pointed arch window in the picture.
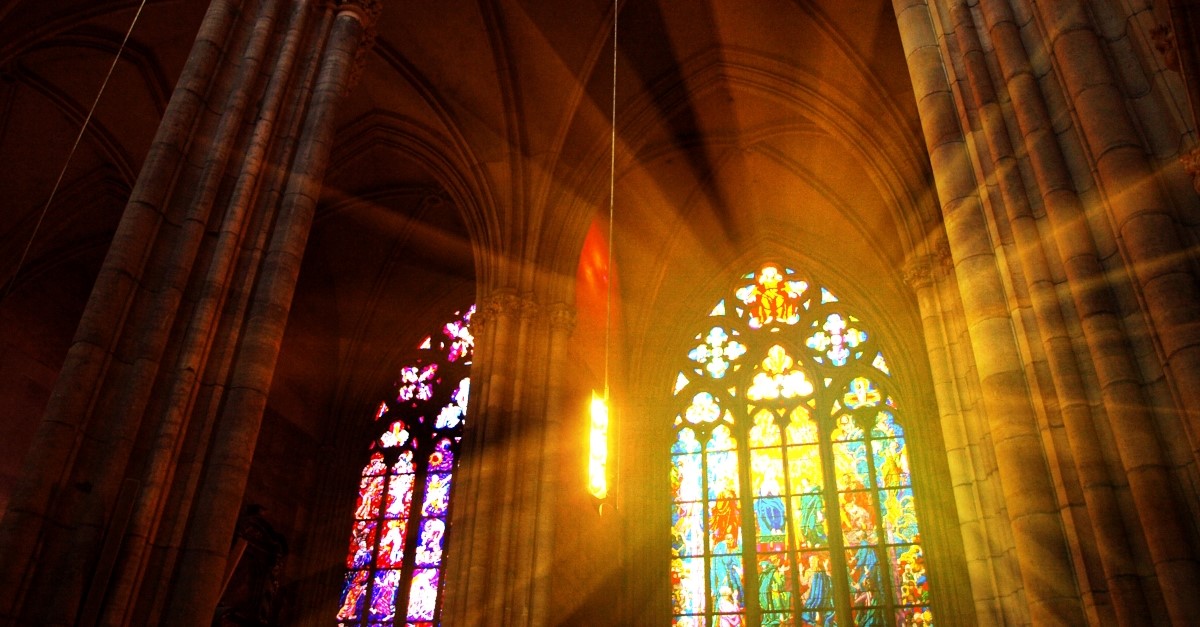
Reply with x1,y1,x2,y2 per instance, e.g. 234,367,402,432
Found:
337,306,474,627
670,266,932,626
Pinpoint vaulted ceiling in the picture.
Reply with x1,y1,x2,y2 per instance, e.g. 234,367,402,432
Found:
0,0,935,517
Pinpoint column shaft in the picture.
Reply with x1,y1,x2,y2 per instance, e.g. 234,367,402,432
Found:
906,253,1002,624
528,304,575,625
981,1,1200,621
159,3,377,622
1032,0,1200,472
894,1,1085,622
953,5,1151,624
0,0,248,620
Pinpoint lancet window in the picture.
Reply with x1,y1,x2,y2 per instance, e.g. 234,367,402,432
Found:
337,306,474,627
670,266,931,626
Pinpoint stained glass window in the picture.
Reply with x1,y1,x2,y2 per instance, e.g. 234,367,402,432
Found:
338,306,474,627
670,266,932,626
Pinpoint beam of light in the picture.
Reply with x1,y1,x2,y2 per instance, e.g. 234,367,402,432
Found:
588,390,610,500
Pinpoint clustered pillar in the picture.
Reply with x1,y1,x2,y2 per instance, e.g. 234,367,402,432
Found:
896,0,1200,625
440,293,576,626
0,0,380,625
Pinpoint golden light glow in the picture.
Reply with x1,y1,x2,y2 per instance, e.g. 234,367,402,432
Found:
588,391,610,500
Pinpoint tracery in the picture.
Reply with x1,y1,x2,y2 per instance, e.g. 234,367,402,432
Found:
337,306,474,627
670,266,931,626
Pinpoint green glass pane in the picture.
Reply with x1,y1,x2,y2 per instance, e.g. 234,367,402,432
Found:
708,552,745,619
790,493,828,549
757,553,794,613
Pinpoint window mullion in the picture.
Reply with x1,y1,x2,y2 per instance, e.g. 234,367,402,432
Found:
863,408,898,627
735,397,759,625
397,437,431,625
818,384,853,626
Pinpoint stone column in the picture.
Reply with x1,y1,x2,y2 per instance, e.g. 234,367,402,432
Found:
951,5,1156,623
0,0,267,623
977,1,1200,622
904,250,1000,624
440,289,571,626
159,2,381,623
0,0,381,621
893,0,1085,623
443,290,523,623
96,3,320,624
528,302,576,625
1030,0,1200,471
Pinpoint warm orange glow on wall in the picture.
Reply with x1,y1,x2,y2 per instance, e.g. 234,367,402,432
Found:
588,390,610,500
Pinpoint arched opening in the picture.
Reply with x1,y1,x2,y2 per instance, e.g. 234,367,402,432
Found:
336,306,474,626
670,263,931,626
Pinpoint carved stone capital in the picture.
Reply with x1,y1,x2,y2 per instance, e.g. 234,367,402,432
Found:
547,302,577,332
337,0,383,94
1182,146,1200,196
902,255,936,290
934,240,954,271
1151,23,1180,72
337,0,383,24
519,297,541,322
482,291,523,320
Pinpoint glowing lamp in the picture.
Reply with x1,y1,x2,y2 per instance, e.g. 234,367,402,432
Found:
588,391,610,500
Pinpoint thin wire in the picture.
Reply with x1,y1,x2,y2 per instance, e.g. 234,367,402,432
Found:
2,0,148,302
602,0,619,508
604,0,617,401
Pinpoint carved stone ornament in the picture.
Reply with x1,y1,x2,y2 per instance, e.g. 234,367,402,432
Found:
1182,146,1200,196
934,240,954,271
337,0,383,24
482,292,522,320
337,0,383,94
1151,23,1180,71
902,256,936,290
547,302,577,332
519,297,540,321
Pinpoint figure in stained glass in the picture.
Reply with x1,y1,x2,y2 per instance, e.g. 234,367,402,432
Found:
337,306,473,627
669,266,932,625
847,546,881,607
799,553,833,611
738,265,804,326
758,554,792,612
710,535,745,610
337,570,368,620
795,485,828,548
